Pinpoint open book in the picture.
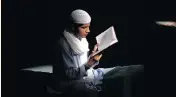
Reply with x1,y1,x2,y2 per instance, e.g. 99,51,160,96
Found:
92,26,118,57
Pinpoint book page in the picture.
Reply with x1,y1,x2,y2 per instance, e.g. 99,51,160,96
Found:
92,26,118,56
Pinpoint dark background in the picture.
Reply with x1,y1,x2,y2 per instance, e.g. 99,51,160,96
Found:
2,0,176,97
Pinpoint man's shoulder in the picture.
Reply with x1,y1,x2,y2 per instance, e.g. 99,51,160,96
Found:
58,36,65,44
58,35,70,52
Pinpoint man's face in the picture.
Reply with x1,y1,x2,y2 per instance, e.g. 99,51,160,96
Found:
77,23,90,38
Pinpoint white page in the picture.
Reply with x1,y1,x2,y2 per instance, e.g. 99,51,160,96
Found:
92,26,118,56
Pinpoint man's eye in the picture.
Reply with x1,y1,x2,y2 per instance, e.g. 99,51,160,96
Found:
82,27,87,29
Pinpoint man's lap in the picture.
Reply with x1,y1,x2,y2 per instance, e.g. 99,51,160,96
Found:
66,65,144,97
94,65,144,80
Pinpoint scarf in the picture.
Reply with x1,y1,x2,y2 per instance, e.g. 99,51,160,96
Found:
63,30,90,55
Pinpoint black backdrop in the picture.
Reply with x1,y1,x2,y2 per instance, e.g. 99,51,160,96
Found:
11,1,145,69
3,0,176,96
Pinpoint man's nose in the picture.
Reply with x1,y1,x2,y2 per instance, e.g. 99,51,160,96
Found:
86,27,90,33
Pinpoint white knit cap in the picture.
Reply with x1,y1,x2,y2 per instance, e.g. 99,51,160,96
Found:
70,9,91,24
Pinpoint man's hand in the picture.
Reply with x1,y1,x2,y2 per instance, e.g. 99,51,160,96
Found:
87,54,102,67
90,44,98,57
94,54,102,61
87,44,103,67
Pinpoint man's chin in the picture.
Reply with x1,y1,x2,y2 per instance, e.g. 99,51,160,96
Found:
81,35,87,38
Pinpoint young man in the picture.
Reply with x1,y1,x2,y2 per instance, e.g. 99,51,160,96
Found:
51,9,143,97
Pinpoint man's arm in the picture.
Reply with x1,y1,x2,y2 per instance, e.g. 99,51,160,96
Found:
59,38,89,79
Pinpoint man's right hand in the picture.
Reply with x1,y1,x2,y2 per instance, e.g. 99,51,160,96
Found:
90,44,98,57
87,54,103,67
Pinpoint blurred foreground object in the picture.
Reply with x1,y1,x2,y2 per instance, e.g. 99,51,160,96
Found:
156,21,176,27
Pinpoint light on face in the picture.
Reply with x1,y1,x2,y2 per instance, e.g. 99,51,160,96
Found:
86,27,90,32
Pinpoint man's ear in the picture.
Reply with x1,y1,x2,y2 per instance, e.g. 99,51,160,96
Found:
72,24,77,32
